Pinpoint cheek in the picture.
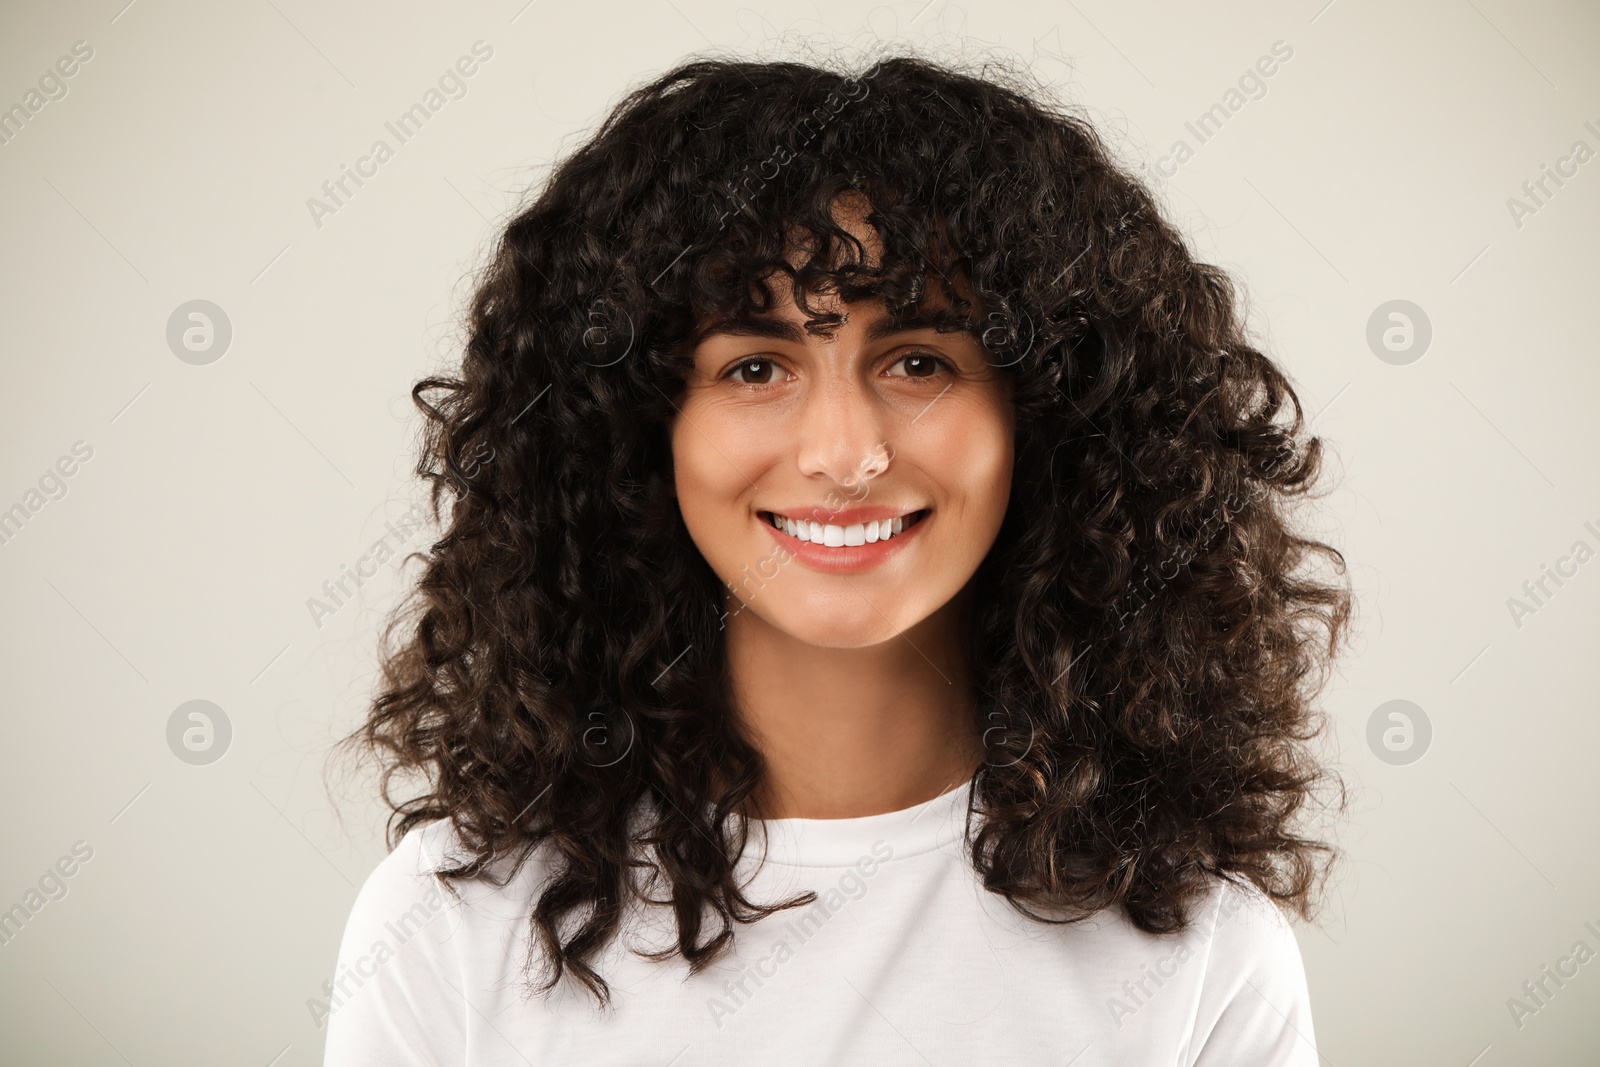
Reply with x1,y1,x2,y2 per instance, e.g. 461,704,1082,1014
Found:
924,394,1014,526
669,401,764,547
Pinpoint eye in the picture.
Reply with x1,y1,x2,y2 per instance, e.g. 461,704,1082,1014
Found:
886,350,950,379
724,358,784,385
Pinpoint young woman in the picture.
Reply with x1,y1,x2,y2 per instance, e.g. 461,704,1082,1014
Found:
325,53,1351,1066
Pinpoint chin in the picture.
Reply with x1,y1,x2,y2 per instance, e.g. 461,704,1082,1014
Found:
781,617,904,649
747,586,934,649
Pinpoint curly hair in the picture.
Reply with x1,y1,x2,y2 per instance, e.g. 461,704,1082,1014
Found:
344,50,1354,1008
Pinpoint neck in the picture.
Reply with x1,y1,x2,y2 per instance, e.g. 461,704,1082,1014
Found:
724,588,982,820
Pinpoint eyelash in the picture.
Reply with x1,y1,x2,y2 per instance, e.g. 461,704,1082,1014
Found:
722,350,953,385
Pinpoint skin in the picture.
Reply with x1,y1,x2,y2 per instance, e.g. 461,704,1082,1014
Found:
668,197,1015,820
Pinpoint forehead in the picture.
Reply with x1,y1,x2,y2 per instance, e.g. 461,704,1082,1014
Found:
686,297,967,348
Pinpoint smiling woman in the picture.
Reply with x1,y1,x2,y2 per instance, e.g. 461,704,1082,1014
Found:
668,196,1015,823
329,51,1352,1067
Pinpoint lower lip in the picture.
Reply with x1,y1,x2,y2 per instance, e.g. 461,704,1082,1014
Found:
758,511,929,575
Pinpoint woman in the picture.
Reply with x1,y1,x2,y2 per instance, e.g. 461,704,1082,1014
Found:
325,52,1351,1066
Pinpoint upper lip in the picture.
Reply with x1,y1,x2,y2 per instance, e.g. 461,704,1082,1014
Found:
759,505,926,525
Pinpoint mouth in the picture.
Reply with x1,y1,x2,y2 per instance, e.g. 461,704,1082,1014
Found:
757,508,930,547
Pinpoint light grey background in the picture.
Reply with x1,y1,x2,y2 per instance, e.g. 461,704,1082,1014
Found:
1,0,1596,1063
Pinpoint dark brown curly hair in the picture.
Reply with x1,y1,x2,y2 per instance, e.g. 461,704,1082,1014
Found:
343,50,1353,1008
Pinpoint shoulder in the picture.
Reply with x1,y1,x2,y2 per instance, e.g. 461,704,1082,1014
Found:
321,819,483,1066
337,819,473,944
1185,876,1320,1067
344,817,546,920
354,817,461,904
1204,876,1302,958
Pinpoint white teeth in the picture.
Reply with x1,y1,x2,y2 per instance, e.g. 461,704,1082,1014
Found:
767,511,921,546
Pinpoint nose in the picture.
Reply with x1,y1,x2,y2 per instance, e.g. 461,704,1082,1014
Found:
793,370,891,492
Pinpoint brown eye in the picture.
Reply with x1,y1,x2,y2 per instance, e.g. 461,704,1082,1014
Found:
729,358,779,385
887,351,947,379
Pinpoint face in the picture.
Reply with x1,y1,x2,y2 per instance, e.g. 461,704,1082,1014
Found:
668,213,1015,648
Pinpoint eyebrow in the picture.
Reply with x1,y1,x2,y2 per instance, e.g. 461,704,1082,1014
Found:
690,309,965,347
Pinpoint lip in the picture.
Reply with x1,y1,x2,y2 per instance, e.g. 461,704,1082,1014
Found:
757,507,930,575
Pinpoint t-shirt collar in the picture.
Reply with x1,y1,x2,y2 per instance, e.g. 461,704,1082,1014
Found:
737,776,974,868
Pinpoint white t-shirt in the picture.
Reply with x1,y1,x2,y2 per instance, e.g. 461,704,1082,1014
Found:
322,778,1318,1065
